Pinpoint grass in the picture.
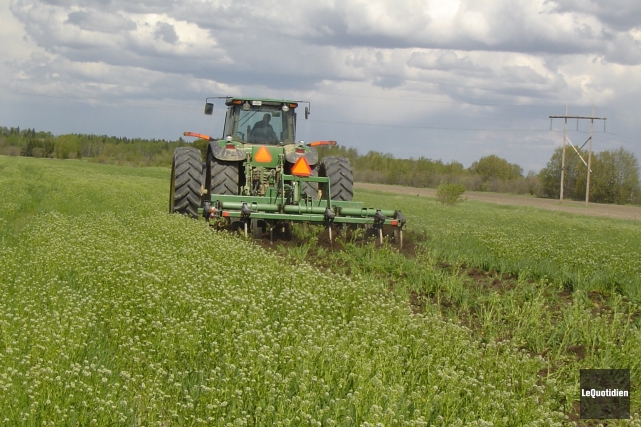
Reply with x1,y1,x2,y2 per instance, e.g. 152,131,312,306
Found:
355,190,641,301
279,196,641,424
0,155,639,426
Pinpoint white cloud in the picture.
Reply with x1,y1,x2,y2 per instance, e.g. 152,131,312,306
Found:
549,0,641,31
2,0,641,170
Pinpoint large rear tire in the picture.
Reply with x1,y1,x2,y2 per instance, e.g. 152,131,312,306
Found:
169,147,202,218
301,167,318,199
319,156,353,201
208,152,240,195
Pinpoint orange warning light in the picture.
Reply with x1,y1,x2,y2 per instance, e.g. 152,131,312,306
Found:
291,157,312,177
183,131,213,141
254,147,273,163
309,140,337,147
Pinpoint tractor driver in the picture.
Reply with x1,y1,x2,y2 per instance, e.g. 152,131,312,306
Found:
250,113,278,143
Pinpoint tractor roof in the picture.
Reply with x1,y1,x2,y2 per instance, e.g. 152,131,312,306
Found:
224,97,301,107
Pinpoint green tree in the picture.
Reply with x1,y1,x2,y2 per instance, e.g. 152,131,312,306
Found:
470,155,522,181
539,147,640,204
436,182,466,205
590,148,640,204
54,134,81,159
538,147,585,199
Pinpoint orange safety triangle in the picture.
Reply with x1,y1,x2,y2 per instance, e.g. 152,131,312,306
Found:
291,157,312,176
254,146,273,163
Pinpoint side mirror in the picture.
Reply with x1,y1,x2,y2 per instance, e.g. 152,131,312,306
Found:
305,107,310,120
204,102,214,115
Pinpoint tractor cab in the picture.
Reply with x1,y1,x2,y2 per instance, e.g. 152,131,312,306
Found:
206,98,305,145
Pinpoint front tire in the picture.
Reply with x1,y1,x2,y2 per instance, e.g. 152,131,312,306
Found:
169,147,202,218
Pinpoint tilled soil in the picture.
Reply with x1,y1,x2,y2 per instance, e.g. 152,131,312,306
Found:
253,223,418,257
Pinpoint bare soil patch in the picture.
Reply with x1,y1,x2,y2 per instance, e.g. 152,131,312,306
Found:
355,182,641,221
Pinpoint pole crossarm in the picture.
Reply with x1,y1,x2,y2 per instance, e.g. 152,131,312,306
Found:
549,116,607,120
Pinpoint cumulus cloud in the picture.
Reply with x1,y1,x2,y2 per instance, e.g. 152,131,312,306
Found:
549,0,641,31
3,0,641,169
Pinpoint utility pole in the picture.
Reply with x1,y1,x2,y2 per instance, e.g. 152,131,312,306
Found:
560,106,568,202
549,109,606,206
585,106,595,206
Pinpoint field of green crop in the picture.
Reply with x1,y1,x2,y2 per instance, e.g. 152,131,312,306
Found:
0,155,639,426
355,192,641,302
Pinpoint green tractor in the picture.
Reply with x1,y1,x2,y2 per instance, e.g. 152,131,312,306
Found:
169,97,405,244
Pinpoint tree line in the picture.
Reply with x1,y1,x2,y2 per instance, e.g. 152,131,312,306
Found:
2,126,639,205
315,145,540,195
0,126,185,167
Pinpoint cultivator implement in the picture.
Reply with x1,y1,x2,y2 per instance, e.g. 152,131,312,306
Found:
169,96,406,246
201,173,406,245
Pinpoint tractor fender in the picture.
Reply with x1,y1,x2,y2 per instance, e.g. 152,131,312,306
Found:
284,147,319,166
209,141,246,162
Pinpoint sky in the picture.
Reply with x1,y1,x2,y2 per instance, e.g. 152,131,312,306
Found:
1,0,640,172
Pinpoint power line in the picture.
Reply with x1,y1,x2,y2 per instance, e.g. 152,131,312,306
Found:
0,53,33,60
0,50,594,110
0,52,179,78
0,84,201,113
602,132,640,145
311,118,550,132
0,82,560,132
549,129,640,149
315,90,563,108
0,82,557,132
2,50,637,122
1,72,639,141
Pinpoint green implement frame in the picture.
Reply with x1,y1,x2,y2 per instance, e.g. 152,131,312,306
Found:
201,173,406,241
